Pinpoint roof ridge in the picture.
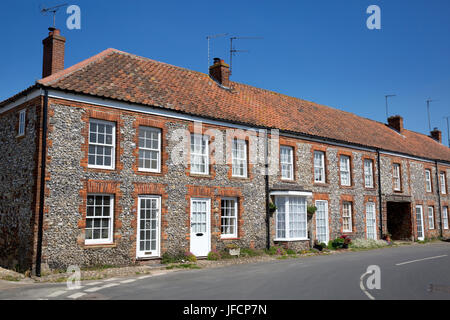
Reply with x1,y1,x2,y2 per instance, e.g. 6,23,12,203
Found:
37,48,118,86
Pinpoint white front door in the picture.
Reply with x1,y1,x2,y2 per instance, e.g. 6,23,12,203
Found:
415,205,425,241
315,200,329,244
190,198,211,257
136,196,160,258
366,202,377,240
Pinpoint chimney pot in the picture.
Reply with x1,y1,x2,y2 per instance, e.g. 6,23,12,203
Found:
42,28,66,78
387,115,404,132
209,57,230,87
430,128,442,143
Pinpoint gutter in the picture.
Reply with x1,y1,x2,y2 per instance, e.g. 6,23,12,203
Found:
377,150,383,238
35,89,48,277
434,160,443,238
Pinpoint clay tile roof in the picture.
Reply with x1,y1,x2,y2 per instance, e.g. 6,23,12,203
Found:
37,48,450,162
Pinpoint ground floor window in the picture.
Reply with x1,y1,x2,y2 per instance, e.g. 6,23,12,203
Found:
366,202,377,240
85,194,114,245
137,196,160,257
221,198,238,238
443,206,449,230
342,202,352,233
427,206,435,230
275,196,307,240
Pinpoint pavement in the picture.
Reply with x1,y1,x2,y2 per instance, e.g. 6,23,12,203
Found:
0,242,449,300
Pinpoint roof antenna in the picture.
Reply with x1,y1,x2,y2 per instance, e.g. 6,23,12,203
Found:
206,33,228,71
40,3,68,28
229,36,263,75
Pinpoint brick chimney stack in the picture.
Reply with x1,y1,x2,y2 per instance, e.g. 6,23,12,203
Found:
388,115,404,133
209,58,230,87
42,27,66,78
430,128,442,143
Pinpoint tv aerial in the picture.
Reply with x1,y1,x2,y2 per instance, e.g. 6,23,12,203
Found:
39,3,68,28
206,33,228,70
229,36,263,75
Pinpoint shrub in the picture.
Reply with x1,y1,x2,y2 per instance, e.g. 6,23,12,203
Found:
219,250,233,259
331,237,345,249
207,250,221,261
240,248,263,257
266,245,287,256
184,252,197,262
161,251,186,264
286,249,296,255
350,238,389,249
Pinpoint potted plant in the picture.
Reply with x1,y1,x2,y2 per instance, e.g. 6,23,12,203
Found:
268,202,277,214
307,205,317,216
226,243,240,256
341,235,352,249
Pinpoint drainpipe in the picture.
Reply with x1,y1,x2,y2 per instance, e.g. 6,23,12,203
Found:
264,129,271,250
434,160,443,238
376,150,383,238
35,89,48,277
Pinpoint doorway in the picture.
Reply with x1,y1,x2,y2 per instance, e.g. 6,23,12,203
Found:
386,202,412,240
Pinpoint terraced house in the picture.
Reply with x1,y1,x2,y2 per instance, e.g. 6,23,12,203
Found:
1,28,450,274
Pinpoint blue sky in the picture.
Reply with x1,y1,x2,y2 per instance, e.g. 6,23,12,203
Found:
1,0,449,144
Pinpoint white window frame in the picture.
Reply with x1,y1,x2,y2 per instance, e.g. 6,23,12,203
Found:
85,194,114,245
232,139,247,178
136,195,161,257
393,163,401,191
364,159,374,188
315,200,329,244
314,151,325,183
275,196,308,241
138,126,161,173
366,202,377,240
18,109,26,137
190,134,209,175
440,172,447,195
342,202,353,233
280,146,294,180
88,119,116,170
425,169,432,193
340,155,351,186
427,206,435,230
443,206,449,230
220,197,238,238
415,205,425,241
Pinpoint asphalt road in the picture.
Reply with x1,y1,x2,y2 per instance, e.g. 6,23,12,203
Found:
1,242,449,300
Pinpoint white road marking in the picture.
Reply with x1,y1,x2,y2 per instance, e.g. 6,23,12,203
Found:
67,292,86,299
103,277,119,282
84,286,103,293
120,279,137,284
84,281,103,286
102,283,120,288
47,290,66,298
359,272,375,300
138,275,152,279
395,255,448,266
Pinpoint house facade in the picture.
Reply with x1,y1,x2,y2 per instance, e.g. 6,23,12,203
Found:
1,29,450,274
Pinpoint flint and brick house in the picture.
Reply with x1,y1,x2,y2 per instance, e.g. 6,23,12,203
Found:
1,28,450,274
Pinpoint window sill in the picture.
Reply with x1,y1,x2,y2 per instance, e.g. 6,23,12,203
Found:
138,169,161,174
88,165,115,171
220,236,240,240
280,178,295,183
274,238,309,242
82,242,116,249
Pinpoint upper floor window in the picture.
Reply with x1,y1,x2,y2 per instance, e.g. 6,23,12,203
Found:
393,163,401,191
342,201,353,233
314,151,325,183
88,119,115,169
232,139,247,178
425,169,432,193
427,206,435,230
85,194,114,245
339,155,351,186
190,134,209,175
364,159,374,188
138,126,161,172
18,109,26,137
280,146,294,180
440,172,447,194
